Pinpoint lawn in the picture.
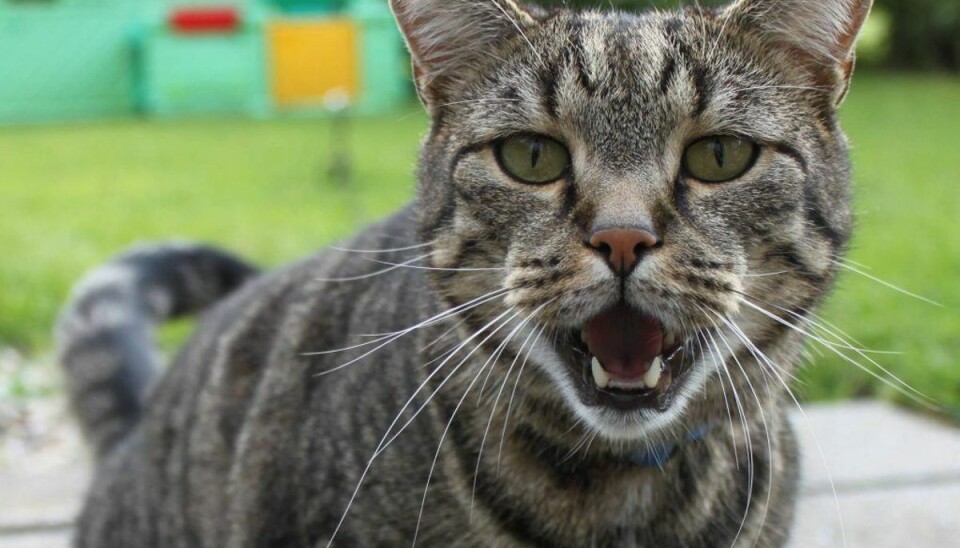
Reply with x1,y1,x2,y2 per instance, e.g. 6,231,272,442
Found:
799,74,960,414
0,110,427,351
0,74,957,413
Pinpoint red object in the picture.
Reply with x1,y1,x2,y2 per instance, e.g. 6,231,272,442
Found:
169,7,241,34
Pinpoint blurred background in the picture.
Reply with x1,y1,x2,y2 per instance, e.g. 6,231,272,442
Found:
0,0,957,472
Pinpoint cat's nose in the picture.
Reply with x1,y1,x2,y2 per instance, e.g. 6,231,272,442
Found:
589,227,659,276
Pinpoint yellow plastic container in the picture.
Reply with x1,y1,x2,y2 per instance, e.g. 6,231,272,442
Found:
267,18,358,109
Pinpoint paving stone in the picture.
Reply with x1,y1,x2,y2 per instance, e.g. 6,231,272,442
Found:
1,400,958,547
0,462,88,532
788,401,960,547
0,395,90,536
0,529,71,548
789,483,960,548
789,401,960,494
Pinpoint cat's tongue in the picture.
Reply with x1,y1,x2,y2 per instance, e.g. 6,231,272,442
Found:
584,303,663,379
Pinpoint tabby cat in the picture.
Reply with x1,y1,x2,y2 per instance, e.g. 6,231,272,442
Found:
58,0,872,546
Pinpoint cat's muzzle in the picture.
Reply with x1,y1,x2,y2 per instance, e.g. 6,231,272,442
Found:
564,302,698,413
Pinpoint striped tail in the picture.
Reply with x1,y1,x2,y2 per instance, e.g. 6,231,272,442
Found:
56,243,259,458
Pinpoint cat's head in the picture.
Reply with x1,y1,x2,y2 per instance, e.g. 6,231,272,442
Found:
393,0,870,441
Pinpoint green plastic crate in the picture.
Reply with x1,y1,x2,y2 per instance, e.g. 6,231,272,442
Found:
0,0,409,124
350,0,410,114
139,20,269,117
268,0,344,14
0,7,137,125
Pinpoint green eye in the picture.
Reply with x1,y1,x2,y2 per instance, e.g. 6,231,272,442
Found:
496,135,571,184
683,136,759,183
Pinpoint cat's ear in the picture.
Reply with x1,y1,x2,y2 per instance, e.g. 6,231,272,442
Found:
729,0,873,105
389,0,537,111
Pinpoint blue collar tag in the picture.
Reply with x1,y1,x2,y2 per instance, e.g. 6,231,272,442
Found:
629,443,678,468
628,423,715,469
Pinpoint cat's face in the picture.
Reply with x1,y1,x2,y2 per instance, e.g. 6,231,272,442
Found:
396,0,869,440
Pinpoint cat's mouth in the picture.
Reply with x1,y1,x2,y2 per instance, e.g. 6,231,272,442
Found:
562,302,696,412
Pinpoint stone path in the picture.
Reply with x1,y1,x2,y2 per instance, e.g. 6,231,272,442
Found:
789,401,960,547
2,401,958,547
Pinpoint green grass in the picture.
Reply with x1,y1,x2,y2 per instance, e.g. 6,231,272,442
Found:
798,73,960,414
0,74,957,413
0,111,428,350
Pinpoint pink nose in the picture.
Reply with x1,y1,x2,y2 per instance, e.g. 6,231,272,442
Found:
589,228,659,276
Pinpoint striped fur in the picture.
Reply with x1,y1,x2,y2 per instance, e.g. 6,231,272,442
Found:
61,1,871,546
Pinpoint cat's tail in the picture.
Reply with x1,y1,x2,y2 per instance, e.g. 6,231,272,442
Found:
56,243,259,458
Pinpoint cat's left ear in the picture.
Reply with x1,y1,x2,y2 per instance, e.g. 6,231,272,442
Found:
729,0,873,106
389,0,539,112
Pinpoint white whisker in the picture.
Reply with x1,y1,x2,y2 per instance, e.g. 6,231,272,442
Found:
470,301,553,517
701,323,756,548
411,307,528,545
316,253,433,283
376,308,524,456
705,311,778,547
736,296,937,408
363,257,507,273
306,288,509,371
742,269,796,279
829,258,943,307
324,306,519,548
330,242,434,255
714,311,849,548
434,98,523,109
497,323,547,474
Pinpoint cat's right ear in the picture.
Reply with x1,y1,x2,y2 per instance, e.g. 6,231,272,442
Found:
389,0,537,112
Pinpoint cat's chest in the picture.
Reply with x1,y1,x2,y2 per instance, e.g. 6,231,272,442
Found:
429,445,720,548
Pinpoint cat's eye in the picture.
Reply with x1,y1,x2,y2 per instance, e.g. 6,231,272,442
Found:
683,136,759,183
495,135,571,185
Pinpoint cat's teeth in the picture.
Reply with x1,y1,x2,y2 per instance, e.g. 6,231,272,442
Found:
591,357,610,389
663,331,679,349
643,357,664,389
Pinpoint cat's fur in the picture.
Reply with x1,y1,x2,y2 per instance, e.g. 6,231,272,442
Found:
58,0,872,546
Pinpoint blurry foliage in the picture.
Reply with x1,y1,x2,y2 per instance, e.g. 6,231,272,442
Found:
882,0,960,71
857,8,893,66
540,0,960,72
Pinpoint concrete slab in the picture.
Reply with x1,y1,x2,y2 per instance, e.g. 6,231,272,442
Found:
789,483,960,548
1,400,957,547
0,449,81,545
790,401,960,494
0,530,70,548
0,462,88,533
0,393,89,538
787,401,960,547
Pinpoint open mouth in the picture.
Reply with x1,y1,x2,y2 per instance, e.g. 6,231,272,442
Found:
563,302,697,412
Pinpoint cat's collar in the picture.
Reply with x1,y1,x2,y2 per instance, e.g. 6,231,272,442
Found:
628,423,716,469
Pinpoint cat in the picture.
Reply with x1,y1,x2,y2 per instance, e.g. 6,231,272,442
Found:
57,0,872,546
